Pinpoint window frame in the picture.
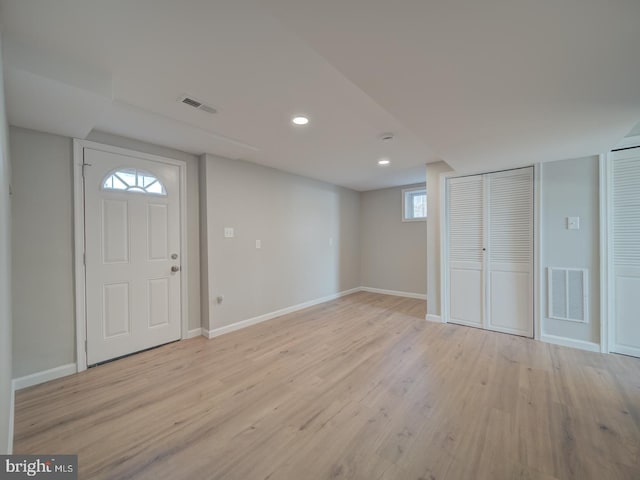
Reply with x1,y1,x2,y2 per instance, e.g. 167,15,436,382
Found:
402,186,427,222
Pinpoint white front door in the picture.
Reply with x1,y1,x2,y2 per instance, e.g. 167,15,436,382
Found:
84,147,182,365
610,147,640,358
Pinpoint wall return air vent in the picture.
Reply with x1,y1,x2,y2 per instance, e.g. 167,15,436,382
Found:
179,95,217,114
548,267,589,323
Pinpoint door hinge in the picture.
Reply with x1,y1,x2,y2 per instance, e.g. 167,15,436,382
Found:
83,252,86,265
81,162,92,178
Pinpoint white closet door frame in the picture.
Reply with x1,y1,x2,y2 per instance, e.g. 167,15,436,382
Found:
601,142,640,356
73,139,189,372
440,165,540,339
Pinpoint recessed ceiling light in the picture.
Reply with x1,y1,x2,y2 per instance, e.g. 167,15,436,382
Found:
292,116,309,125
378,159,391,166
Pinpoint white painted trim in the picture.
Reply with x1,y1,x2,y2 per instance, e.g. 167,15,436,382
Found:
599,153,610,353
425,314,442,323
534,163,542,341
613,134,640,150
360,287,426,300
540,334,601,353
12,363,77,391
7,383,14,454
439,171,449,323
186,328,203,339
203,288,361,339
73,139,189,371
73,139,87,372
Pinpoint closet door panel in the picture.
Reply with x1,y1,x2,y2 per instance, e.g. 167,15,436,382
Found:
611,150,640,357
486,168,533,337
448,175,484,328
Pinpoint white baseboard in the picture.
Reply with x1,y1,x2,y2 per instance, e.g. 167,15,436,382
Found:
7,383,14,454
360,287,427,300
12,363,77,391
186,328,203,339
203,288,362,339
540,334,601,353
425,314,442,323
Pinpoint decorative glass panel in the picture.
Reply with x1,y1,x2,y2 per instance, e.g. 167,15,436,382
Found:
103,168,166,196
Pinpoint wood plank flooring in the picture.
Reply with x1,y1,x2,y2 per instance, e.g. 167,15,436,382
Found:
14,292,640,479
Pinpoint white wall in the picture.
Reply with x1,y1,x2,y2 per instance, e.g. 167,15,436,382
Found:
360,183,427,295
201,154,360,330
0,32,15,454
540,156,600,345
10,127,201,378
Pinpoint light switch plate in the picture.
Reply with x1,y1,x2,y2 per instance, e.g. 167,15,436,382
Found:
256,240,261,249
224,227,234,238
567,217,580,230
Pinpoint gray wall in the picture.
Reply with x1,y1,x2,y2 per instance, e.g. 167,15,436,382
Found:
427,161,453,316
201,154,360,330
0,33,14,454
11,128,75,377
541,156,600,344
360,183,427,295
10,127,201,378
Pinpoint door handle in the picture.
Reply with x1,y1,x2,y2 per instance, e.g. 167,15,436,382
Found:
171,265,181,273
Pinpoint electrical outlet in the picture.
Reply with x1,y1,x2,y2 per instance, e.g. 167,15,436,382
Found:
224,227,234,238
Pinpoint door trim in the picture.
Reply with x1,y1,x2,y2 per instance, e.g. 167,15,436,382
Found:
73,139,188,372
439,165,539,339
599,153,610,353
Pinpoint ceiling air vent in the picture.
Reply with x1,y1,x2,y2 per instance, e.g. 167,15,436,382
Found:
179,95,217,114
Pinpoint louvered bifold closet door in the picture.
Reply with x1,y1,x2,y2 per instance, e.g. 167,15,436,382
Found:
611,148,640,357
448,175,484,327
486,167,533,337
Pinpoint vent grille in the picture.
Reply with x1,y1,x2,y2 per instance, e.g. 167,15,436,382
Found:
179,95,217,114
182,97,202,108
548,267,588,323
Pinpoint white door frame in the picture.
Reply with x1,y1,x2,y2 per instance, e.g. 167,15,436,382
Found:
439,165,540,338
600,136,640,355
599,153,610,353
73,139,189,372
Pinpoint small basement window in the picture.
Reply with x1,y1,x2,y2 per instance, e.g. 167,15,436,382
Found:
403,186,427,221
103,168,166,195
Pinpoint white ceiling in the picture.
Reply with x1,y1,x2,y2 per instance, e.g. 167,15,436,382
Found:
2,0,639,190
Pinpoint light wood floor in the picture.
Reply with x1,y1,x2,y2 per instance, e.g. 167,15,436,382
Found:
14,292,640,479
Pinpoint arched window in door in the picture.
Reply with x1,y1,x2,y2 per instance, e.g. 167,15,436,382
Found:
102,168,167,195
